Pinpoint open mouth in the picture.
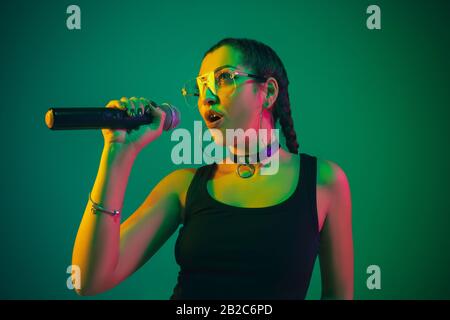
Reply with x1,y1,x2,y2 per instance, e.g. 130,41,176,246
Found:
204,110,224,127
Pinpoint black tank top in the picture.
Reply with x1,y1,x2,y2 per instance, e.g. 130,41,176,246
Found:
170,153,319,300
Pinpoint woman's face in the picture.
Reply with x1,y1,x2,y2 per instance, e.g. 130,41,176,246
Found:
197,45,267,146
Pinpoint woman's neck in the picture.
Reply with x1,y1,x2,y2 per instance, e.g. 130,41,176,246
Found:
228,137,279,162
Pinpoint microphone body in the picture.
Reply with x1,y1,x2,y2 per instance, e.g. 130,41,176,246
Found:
45,103,180,131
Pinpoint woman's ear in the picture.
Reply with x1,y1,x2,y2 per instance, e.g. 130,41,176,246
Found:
264,77,279,110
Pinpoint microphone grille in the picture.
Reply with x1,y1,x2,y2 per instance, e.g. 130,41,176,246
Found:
160,103,180,130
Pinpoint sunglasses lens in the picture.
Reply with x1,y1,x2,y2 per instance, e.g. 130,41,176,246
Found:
215,70,236,96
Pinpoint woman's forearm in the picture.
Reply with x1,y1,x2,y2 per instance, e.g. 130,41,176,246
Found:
72,142,137,296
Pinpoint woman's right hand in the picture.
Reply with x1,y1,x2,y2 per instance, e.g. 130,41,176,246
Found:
102,96,166,155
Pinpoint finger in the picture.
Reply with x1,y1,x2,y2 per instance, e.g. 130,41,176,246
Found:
119,97,130,108
134,108,166,142
106,99,124,110
129,96,139,117
148,103,164,122
119,96,133,116
130,96,144,116
154,106,166,131
152,108,166,134
138,103,166,134
141,97,155,114
137,97,148,115
121,96,136,117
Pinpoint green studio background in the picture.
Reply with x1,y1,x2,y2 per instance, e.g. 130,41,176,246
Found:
0,0,449,299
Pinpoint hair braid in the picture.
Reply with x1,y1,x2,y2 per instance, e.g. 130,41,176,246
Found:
273,92,299,154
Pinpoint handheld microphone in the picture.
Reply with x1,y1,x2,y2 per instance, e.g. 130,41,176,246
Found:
45,102,180,131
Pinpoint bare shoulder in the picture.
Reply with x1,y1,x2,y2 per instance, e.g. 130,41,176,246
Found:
316,158,350,191
161,167,197,196
164,167,197,183
316,157,351,223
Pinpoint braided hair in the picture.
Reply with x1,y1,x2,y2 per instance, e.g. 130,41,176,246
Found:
203,38,299,154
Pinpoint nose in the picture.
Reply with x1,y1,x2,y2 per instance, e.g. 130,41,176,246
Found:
201,87,218,107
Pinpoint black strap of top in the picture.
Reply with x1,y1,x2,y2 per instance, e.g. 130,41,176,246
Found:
184,164,215,216
298,153,318,217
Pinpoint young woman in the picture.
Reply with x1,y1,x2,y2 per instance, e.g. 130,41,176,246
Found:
72,38,353,299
